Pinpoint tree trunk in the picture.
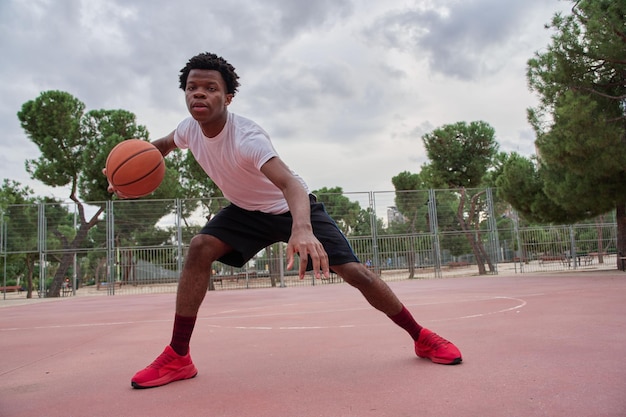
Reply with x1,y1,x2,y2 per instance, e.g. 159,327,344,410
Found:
475,230,495,273
25,253,35,299
95,257,106,284
463,233,487,275
47,251,75,297
407,250,416,279
470,190,495,273
457,188,488,275
47,210,100,297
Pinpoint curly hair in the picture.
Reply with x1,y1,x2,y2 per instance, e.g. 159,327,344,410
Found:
178,52,240,95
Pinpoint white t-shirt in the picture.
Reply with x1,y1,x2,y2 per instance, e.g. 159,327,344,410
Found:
174,112,309,214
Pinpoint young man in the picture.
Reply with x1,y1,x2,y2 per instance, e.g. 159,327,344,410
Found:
116,52,462,389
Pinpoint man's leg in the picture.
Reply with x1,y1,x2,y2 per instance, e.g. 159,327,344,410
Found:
331,262,406,314
332,262,462,365
131,234,233,389
169,234,232,354
175,234,232,315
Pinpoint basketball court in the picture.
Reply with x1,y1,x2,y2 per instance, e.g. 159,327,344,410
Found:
1,271,625,417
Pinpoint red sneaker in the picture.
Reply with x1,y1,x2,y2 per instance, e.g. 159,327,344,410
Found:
131,345,198,389
415,329,462,365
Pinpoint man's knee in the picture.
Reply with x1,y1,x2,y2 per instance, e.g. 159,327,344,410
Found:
186,234,231,264
334,263,377,287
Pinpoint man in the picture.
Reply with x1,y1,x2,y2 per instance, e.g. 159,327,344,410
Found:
111,52,462,389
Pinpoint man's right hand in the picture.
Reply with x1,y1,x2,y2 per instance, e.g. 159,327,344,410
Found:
102,168,132,199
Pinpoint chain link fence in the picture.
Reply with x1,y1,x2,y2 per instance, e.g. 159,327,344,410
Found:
1,188,618,299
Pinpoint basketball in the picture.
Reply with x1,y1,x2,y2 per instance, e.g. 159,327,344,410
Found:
105,139,165,198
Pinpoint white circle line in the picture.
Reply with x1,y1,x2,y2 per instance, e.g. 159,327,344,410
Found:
0,296,527,332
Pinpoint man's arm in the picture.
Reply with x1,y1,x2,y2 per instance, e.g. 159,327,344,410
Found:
151,130,177,157
260,157,330,279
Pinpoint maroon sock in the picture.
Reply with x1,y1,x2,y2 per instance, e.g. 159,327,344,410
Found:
388,305,423,341
169,314,197,356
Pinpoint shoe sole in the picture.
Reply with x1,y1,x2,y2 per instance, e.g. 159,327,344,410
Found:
131,366,198,389
435,357,462,365
417,353,463,365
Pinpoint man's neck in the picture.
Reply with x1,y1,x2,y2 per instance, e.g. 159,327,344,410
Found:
200,111,229,138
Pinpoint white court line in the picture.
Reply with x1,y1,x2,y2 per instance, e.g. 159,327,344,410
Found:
207,324,357,330
1,296,528,332
425,296,527,323
0,319,171,332
457,296,527,319
202,296,528,330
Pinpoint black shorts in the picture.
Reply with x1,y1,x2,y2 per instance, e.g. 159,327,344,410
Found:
199,195,359,268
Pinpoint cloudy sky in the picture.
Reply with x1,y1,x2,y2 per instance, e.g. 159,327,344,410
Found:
0,0,570,201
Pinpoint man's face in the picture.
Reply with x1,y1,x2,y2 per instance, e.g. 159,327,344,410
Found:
184,69,233,128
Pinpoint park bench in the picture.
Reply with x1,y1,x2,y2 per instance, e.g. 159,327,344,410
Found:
60,281,74,296
0,285,22,293
538,255,566,266
212,272,258,285
446,261,470,268
96,281,123,291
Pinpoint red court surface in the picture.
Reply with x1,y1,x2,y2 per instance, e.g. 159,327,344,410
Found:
1,271,625,417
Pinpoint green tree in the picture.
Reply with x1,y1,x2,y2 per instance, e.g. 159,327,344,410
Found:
391,172,429,233
17,90,176,296
421,121,500,275
390,172,430,278
497,153,573,224
0,180,39,298
313,187,369,236
165,146,226,237
422,121,498,189
500,0,626,266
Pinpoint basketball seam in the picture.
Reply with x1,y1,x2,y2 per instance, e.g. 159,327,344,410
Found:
114,158,164,188
110,147,159,181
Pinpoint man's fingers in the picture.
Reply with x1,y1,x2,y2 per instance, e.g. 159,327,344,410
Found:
320,252,330,278
298,249,309,279
286,239,330,280
309,250,321,279
103,168,117,195
307,246,329,279
286,248,295,271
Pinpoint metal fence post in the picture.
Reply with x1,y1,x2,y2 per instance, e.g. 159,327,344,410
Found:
1,214,6,300
37,203,46,298
512,210,523,273
175,198,183,275
369,191,380,273
106,200,116,295
570,225,577,270
279,243,286,288
486,188,499,273
428,189,442,278
72,203,77,296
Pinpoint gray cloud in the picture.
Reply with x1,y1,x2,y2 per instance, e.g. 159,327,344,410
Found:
0,0,568,196
363,0,560,80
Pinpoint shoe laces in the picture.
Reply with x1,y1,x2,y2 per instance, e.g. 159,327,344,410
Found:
421,332,449,350
148,351,176,369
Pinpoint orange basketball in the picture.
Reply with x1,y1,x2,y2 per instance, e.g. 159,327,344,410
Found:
105,139,165,199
